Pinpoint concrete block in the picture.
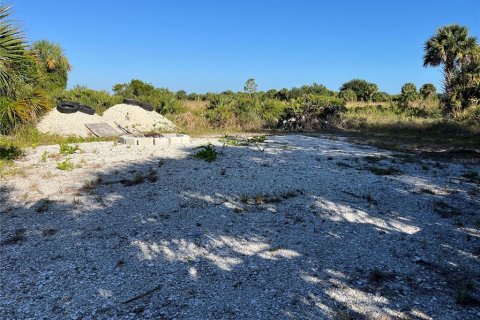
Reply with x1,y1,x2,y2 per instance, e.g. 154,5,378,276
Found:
120,136,138,145
137,137,154,146
153,137,170,146
163,133,190,145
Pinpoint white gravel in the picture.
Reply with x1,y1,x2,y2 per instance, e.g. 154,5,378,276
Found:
37,109,105,137
37,104,176,137
0,135,479,319
103,104,176,133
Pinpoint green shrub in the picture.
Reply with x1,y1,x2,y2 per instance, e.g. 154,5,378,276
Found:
194,144,217,162
339,89,357,102
112,79,185,114
59,143,79,155
0,145,22,160
340,79,378,101
56,158,73,170
59,86,121,115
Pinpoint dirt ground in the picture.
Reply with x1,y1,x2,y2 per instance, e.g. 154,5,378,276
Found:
1,135,479,319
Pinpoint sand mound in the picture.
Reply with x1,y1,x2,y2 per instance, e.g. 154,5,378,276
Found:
37,109,106,137
37,104,176,137
103,104,176,133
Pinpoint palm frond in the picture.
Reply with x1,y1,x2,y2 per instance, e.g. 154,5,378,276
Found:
0,5,26,97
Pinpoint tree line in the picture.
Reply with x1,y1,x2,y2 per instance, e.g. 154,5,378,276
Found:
0,3,478,134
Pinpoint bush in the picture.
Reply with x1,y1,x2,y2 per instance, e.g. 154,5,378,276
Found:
0,89,52,134
194,144,217,162
340,79,378,101
339,89,357,102
112,79,185,114
278,95,346,131
59,86,121,115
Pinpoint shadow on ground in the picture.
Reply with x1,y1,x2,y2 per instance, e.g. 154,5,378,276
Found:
1,135,479,319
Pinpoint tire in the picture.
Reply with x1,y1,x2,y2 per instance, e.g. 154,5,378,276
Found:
139,102,154,111
78,104,95,115
57,101,79,114
123,98,141,106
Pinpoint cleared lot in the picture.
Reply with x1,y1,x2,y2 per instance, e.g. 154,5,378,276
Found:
1,135,479,319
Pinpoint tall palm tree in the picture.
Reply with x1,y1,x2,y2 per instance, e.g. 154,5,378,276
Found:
423,24,477,114
0,5,26,97
31,40,71,90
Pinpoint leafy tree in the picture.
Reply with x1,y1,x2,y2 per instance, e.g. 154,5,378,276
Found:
31,40,71,91
244,78,257,94
0,6,51,133
0,6,26,97
339,79,378,101
339,89,357,102
400,83,419,108
176,90,187,100
419,83,437,100
423,24,477,114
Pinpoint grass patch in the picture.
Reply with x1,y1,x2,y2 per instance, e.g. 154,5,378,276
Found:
194,144,217,162
59,143,80,155
220,135,267,146
56,158,74,171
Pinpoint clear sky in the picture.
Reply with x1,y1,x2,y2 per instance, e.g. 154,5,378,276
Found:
13,0,480,94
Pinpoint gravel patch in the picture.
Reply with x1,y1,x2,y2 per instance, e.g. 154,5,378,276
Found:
37,109,105,137
1,135,479,319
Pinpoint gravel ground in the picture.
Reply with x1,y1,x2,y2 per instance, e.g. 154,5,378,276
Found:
0,135,479,319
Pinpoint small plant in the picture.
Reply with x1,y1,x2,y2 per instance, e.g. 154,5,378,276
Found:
40,151,48,162
194,144,217,162
133,172,145,184
59,143,79,155
0,145,22,160
254,194,265,204
240,195,249,204
56,158,74,170
146,169,157,182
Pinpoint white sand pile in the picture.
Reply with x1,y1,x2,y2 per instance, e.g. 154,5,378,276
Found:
37,104,176,137
37,109,105,137
103,104,176,133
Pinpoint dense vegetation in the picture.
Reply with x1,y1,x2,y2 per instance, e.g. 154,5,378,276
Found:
0,5,479,155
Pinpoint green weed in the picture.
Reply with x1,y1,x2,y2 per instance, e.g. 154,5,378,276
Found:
194,144,217,162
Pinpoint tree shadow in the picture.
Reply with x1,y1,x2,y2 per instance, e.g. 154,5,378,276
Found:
1,135,479,319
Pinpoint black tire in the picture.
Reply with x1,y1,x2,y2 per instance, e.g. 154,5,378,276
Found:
78,104,95,115
57,101,79,114
139,102,154,111
123,98,141,106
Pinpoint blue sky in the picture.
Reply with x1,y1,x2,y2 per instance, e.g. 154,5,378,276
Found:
14,0,480,94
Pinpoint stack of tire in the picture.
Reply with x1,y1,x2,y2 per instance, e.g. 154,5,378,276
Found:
57,101,95,115
123,99,154,111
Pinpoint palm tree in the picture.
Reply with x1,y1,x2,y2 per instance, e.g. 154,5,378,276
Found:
31,40,71,90
423,24,477,114
0,5,26,97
